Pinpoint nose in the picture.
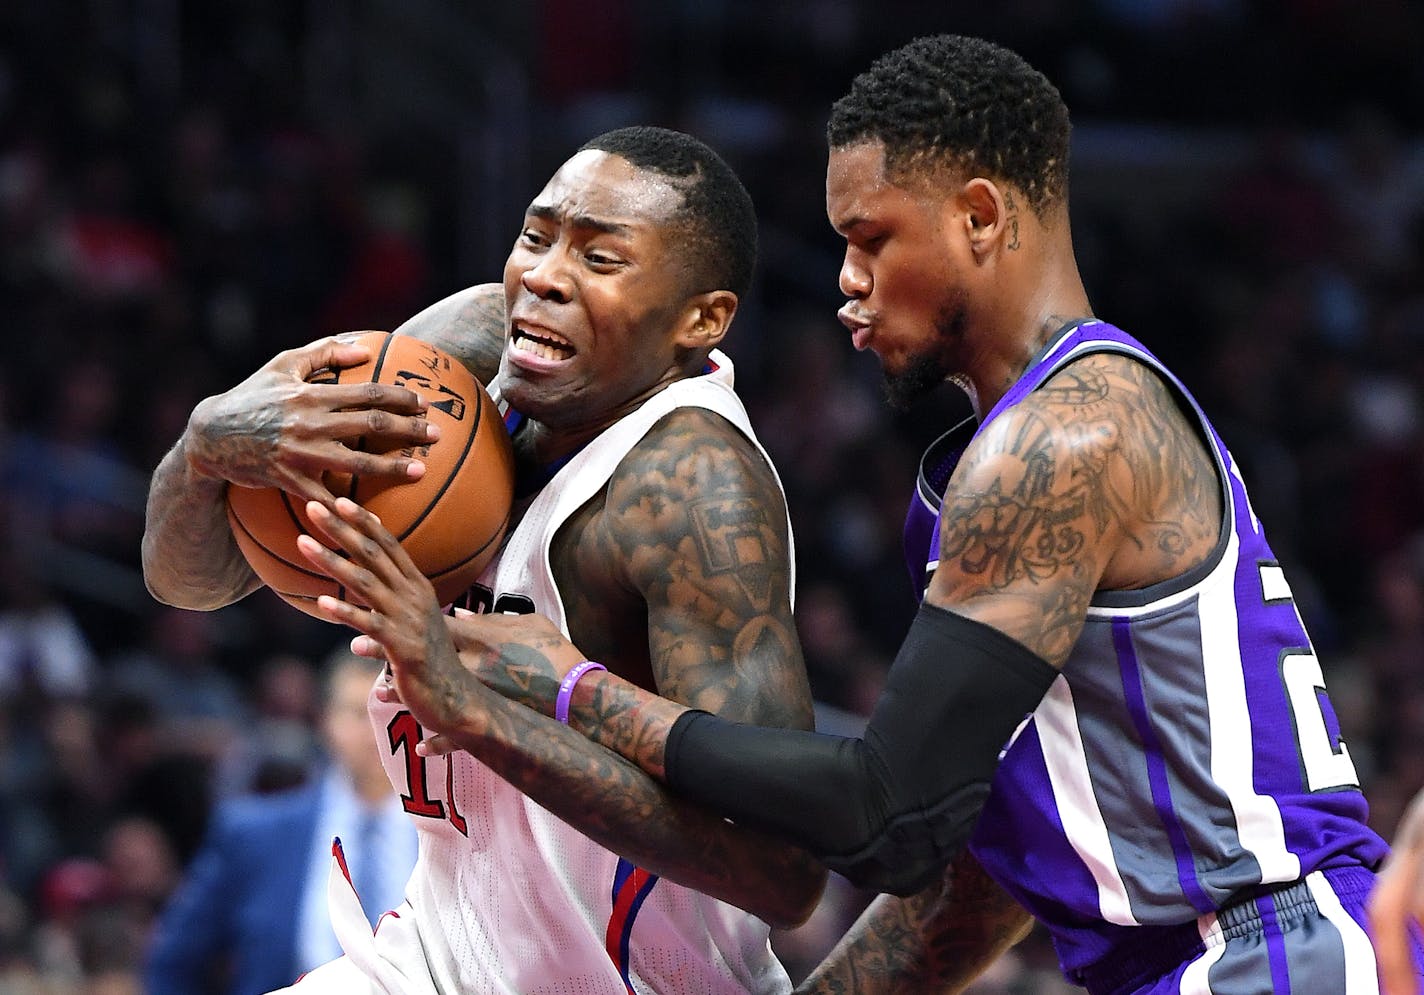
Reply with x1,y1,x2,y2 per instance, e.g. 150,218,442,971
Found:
520,251,572,304
838,251,871,300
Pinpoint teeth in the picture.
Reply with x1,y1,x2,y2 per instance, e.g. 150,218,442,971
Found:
513,328,574,361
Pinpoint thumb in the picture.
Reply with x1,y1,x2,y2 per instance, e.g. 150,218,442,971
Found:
286,333,379,379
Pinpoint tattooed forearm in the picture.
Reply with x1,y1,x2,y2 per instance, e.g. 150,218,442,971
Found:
141,437,260,609
796,850,1034,994
450,677,825,927
393,283,507,384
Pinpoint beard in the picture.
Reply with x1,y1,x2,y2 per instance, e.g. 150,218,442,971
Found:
882,352,948,410
880,293,968,411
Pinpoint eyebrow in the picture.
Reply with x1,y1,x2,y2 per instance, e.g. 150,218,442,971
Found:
526,203,634,237
831,215,873,236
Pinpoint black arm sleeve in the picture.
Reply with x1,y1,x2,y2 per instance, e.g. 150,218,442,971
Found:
663,603,1058,895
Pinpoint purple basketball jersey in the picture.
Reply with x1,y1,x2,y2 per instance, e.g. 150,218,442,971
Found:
902,320,1387,980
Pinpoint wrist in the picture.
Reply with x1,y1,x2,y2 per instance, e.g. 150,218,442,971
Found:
555,661,606,725
180,401,226,482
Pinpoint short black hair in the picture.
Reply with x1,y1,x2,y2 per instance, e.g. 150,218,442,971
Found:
579,126,757,299
827,35,1071,216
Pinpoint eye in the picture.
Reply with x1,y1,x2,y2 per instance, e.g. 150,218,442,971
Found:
518,227,550,248
583,249,624,269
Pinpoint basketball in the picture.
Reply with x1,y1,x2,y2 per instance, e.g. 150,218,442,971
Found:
225,330,515,618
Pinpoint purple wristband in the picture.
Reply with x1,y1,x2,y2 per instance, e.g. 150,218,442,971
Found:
555,661,606,724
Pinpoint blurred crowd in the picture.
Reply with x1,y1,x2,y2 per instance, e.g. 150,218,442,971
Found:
0,1,1422,992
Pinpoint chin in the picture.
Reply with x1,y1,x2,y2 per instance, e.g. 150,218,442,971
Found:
882,352,949,411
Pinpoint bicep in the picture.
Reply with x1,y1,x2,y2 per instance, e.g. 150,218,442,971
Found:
609,411,811,729
392,283,506,384
925,402,1121,665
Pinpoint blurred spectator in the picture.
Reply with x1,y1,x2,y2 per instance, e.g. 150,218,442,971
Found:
213,652,322,798
0,549,97,714
104,607,249,764
144,648,418,995
3,353,147,564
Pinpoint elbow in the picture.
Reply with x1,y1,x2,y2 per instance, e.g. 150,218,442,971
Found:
759,860,829,930
826,850,950,898
141,563,245,613
141,565,210,611
820,782,990,897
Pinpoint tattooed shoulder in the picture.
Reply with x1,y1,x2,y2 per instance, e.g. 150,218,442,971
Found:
929,351,1220,659
392,283,507,383
605,406,789,556
599,406,808,727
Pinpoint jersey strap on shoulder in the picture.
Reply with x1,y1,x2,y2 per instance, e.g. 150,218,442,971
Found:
664,603,1058,894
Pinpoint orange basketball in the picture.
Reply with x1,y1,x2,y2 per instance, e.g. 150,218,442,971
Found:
225,330,515,619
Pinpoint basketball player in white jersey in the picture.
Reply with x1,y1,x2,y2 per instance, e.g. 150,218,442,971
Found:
142,126,825,992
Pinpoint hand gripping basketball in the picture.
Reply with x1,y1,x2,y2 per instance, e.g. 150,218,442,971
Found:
226,331,515,618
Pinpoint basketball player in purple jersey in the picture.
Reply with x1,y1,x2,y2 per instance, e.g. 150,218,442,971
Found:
310,34,1424,994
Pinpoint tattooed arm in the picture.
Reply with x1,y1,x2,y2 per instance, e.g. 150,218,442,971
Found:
411,352,1224,889
797,851,1034,995
925,352,1220,659
554,407,827,914
296,408,827,927
142,284,506,610
390,283,507,384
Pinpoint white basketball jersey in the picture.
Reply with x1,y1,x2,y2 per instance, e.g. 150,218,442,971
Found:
348,350,794,995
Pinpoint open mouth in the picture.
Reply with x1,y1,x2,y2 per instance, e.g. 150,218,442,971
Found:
511,323,576,362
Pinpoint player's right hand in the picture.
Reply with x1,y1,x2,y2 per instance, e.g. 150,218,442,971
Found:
183,334,438,504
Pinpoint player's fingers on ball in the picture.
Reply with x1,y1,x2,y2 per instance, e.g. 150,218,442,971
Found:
332,497,409,560
344,448,427,483
352,405,438,445
311,502,421,599
294,531,390,604
298,503,351,551
295,533,360,584
281,336,371,378
356,380,427,415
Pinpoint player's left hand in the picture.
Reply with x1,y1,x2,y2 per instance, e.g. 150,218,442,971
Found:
297,498,487,746
299,497,591,754
358,605,583,758
1370,788,1424,995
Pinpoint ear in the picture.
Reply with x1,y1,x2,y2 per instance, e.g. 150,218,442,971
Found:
673,290,739,350
960,178,1015,259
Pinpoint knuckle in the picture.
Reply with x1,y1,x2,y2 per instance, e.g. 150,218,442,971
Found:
367,409,394,433
352,453,382,476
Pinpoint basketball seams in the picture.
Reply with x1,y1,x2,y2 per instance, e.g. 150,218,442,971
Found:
423,504,513,583
225,496,340,604
391,376,486,550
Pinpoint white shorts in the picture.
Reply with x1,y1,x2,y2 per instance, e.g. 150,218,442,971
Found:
266,845,438,995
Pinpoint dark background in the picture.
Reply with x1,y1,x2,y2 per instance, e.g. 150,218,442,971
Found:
1,1,1422,991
